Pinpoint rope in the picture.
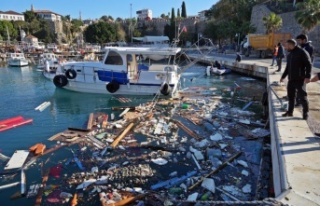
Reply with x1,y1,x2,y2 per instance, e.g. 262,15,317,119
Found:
167,197,284,205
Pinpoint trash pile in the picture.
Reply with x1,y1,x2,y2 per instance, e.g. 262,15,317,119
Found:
0,92,274,205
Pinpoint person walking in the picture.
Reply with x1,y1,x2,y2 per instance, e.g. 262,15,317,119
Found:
280,39,312,120
270,45,278,66
276,42,285,72
295,34,314,106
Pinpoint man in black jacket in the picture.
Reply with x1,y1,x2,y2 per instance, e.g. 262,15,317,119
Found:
280,39,312,120
295,34,314,107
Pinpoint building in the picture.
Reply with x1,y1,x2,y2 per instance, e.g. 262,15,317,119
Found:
33,10,62,22
31,5,63,35
198,10,208,22
0,10,25,21
136,9,152,21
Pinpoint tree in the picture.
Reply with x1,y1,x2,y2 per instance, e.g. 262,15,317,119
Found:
177,8,181,18
163,24,170,38
0,20,17,41
84,21,119,43
34,20,55,43
71,19,83,35
295,0,320,32
262,12,283,33
181,1,187,18
24,10,37,22
169,8,176,41
204,0,259,45
23,10,41,35
116,17,123,22
115,23,126,41
100,15,114,23
12,20,27,41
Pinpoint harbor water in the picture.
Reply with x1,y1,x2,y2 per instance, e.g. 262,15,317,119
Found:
0,65,266,205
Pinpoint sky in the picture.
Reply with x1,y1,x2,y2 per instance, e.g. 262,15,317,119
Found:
0,0,218,20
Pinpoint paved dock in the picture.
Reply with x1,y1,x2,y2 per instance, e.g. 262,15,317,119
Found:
193,53,320,205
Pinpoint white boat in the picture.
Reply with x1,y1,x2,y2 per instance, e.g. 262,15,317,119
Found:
206,66,232,76
37,53,59,72
7,53,29,67
44,47,182,96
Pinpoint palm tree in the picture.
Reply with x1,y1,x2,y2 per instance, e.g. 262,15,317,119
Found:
295,0,320,33
262,12,283,34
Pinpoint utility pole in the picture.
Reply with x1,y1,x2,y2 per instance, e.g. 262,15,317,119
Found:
130,3,133,43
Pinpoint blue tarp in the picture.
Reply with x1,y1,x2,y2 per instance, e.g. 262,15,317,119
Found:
97,70,129,84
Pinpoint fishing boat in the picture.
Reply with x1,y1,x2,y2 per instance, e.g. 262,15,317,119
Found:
45,47,182,96
7,53,29,67
37,53,59,72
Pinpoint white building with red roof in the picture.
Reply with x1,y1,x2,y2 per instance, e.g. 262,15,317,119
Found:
30,5,63,35
0,10,25,21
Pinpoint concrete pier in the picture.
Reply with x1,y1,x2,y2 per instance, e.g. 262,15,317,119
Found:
192,53,320,205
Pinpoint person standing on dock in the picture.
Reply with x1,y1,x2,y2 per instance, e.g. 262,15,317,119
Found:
295,34,314,107
276,42,285,72
296,34,314,62
235,53,241,63
280,39,312,120
270,45,278,66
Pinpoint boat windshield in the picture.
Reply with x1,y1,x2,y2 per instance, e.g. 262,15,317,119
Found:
104,51,123,65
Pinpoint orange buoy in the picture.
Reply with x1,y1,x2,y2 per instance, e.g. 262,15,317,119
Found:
29,143,46,155
71,193,78,206
29,143,41,152
35,144,46,155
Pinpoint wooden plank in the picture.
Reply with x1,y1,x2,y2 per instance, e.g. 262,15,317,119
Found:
87,113,94,130
34,171,49,206
172,120,202,140
119,108,131,118
47,132,63,141
188,151,242,190
111,123,135,148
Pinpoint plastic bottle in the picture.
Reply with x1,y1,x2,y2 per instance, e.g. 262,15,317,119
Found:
168,187,184,194
110,112,115,121
181,104,189,109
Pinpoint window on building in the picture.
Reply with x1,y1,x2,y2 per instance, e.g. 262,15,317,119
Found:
104,51,123,65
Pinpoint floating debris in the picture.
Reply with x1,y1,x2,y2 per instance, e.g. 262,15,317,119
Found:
0,81,273,205
4,150,29,170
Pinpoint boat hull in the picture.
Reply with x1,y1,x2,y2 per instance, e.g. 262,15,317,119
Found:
8,60,29,67
55,80,179,96
207,66,232,76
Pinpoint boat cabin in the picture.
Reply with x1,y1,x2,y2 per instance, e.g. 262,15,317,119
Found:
60,47,181,85
40,53,57,60
7,52,26,60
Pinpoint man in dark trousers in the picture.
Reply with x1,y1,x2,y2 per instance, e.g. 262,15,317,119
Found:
280,39,312,120
276,42,285,72
295,34,314,106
